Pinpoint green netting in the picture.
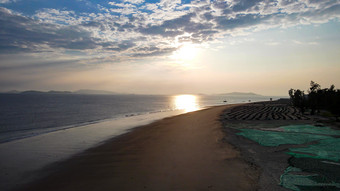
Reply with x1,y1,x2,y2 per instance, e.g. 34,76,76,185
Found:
280,166,340,191
237,125,340,190
288,138,340,162
237,129,331,146
237,125,340,147
280,125,340,136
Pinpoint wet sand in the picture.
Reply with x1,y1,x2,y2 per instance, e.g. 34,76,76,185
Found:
16,104,259,191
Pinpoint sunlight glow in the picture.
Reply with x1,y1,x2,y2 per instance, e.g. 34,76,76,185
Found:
174,95,199,112
171,44,200,61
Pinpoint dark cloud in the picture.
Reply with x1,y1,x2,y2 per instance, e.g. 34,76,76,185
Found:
214,13,268,30
104,41,136,51
139,12,214,41
202,12,213,21
81,21,107,31
139,25,184,37
212,0,229,10
280,0,298,6
138,13,198,37
231,0,263,12
0,8,51,52
0,8,101,52
162,13,195,29
318,3,340,17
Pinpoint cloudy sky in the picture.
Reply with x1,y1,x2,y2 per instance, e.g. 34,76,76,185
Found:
0,0,339,95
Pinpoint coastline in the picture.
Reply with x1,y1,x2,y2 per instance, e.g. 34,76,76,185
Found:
14,104,259,191
10,100,335,191
0,109,186,191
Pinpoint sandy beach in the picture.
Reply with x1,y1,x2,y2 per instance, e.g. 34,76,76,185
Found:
15,104,259,191
13,100,340,191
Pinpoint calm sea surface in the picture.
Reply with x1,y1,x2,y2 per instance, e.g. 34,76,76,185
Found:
0,93,282,143
0,93,284,191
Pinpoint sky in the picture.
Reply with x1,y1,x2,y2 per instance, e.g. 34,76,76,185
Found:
0,0,339,96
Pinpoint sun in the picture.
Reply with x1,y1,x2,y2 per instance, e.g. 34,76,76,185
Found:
174,95,199,112
171,44,200,61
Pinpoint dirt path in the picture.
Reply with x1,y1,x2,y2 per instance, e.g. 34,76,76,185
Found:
16,105,258,191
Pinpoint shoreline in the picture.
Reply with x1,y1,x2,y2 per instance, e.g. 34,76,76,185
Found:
0,108,188,191
9,100,332,191
13,104,259,191
0,108,186,144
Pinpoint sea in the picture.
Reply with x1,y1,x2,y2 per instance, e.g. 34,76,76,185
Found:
0,93,284,190
0,93,283,143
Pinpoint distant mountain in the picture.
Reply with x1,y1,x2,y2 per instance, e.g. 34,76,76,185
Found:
48,91,72,94
20,90,72,94
220,92,262,96
4,90,21,94
73,89,117,95
20,90,45,94
2,89,118,95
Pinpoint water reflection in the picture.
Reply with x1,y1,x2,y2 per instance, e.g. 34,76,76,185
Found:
174,95,199,112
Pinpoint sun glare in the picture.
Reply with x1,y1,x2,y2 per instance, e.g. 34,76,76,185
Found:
174,95,199,112
172,44,199,61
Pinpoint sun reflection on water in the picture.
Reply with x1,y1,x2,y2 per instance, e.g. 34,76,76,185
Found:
174,95,199,112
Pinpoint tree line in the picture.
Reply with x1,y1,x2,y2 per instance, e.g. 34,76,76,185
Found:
289,81,340,118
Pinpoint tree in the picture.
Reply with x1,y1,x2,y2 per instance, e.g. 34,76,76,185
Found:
289,88,306,114
289,82,340,120
309,81,321,93
308,81,321,115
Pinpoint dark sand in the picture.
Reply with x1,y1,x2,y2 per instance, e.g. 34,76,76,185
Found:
16,105,259,191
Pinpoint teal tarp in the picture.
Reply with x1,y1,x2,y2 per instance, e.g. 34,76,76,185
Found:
288,138,340,162
280,125,340,136
237,125,340,190
237,129,330,146
280,166,340,191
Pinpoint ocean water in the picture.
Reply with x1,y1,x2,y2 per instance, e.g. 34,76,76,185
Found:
0,93,283,191
0,93,281,143
0,94,176,143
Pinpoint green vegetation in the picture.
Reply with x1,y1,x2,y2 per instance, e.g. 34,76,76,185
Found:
289,81,340,118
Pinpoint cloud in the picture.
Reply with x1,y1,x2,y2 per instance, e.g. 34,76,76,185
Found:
158,0,181,10
34,8,82,25
142,3,158,11
132,46,177,57
0,0,16,4
104,41,136,51
0,0,339,61
0,8,102,52
123,0,144,4
231,0,263,12
0,7,141,54
214,13,268,30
